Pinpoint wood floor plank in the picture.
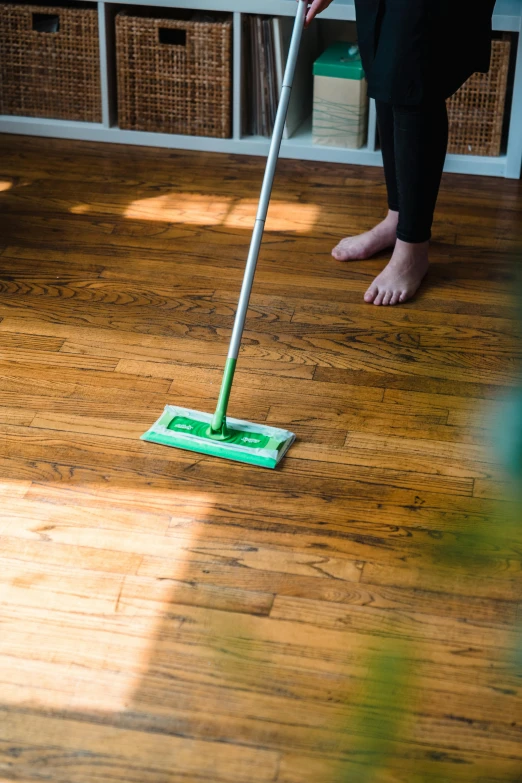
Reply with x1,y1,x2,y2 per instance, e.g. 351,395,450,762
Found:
473,477,518,501
269,595,517,651
0,406,35,426
277,750,522,783
289,296,520,329
339,430,492,473
361,560,521,601
0,360,172,393
0,709,280,783
0,560,272,618
0,274,292,324
267,404,493,445
0,479,32,498
0,534,142,574
287,446,476,493
383,386,513,411
0,493,171,535
313,365,516,397
0,346,118,372
0,330,65,352
139,554,520,603
0,559,124,615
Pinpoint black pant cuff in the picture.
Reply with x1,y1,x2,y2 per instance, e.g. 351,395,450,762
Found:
396,230,431,243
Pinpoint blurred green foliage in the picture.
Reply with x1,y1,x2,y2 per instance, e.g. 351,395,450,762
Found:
343,279,522,782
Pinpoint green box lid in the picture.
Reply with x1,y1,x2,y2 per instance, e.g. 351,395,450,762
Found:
313,42,365,80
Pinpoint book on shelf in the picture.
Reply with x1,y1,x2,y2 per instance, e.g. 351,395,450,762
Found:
243,15,319,139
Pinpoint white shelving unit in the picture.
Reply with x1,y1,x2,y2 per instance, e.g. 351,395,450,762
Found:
2,0,522,178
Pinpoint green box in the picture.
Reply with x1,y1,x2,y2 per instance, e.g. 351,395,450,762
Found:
313,43,368,149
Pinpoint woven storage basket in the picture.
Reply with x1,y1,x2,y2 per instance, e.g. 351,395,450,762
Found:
116,8,232,138
0,2,102,122
447,39,511,157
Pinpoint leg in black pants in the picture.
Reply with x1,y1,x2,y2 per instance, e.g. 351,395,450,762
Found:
332,98,449,305
377,99,449,244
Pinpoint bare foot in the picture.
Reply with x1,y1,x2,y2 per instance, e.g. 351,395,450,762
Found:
364,239,429,306
332,210,398,261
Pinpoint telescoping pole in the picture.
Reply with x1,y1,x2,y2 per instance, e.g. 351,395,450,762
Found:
210,0,308,437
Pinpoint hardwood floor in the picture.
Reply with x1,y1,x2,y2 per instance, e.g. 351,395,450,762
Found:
0,133,521,783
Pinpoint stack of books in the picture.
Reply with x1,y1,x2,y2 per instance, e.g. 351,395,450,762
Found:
243,15,318,139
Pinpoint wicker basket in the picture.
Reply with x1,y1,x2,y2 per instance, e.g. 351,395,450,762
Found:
0,2,102,122
116,8,232,138
447,39,511,157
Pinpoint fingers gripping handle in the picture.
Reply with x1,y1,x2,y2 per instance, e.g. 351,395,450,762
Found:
284,0,308,88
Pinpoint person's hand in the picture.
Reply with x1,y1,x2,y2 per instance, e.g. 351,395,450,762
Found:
299,0,336,28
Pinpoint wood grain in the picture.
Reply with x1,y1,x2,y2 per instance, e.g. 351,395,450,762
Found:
0,133,520,783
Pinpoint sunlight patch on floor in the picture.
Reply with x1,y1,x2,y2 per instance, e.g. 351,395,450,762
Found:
121,193,320,232
0,480,33,502
0,482,216,713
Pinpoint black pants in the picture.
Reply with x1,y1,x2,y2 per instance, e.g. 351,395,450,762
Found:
376,100,449,244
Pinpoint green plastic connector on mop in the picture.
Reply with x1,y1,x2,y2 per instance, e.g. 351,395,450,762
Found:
210,357,237,437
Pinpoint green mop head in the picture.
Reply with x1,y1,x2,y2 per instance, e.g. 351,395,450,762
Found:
141,405,295,469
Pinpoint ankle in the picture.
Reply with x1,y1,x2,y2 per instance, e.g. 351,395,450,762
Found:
384,210,399,225
376,211,398,233
392,239,430,266
395,238,429,251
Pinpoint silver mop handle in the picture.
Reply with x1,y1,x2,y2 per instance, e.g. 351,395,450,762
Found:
227,0,307,360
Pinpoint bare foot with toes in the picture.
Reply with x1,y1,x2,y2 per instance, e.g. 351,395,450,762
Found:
332,210,398,261
364,239,429,306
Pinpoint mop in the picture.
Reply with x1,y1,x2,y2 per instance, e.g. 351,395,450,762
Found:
141,0,307,468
